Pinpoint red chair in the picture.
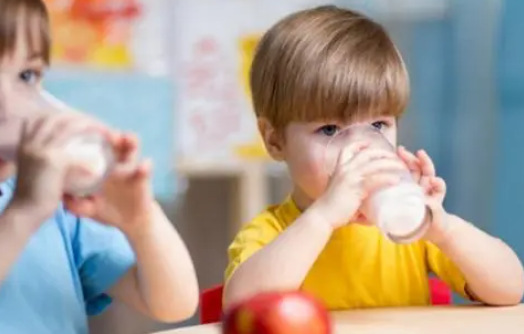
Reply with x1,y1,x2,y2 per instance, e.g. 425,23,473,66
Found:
200,285,224,324
428,277,452,305
200,279,452,324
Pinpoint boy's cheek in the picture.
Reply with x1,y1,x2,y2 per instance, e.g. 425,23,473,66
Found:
292,165,329,199
295,149,327,177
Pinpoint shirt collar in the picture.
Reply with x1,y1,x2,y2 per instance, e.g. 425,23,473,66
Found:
274,196,302,227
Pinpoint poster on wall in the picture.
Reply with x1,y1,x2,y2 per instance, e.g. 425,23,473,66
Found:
172,0,333,166
42,0,176,197
44,0,142,69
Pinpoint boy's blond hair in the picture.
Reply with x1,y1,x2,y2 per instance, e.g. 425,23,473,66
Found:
250,6,409,130
0,0,50,64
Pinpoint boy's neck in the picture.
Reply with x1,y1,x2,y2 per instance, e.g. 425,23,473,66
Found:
290,188,314,212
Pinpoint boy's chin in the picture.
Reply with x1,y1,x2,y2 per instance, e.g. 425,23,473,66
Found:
351,211,372,225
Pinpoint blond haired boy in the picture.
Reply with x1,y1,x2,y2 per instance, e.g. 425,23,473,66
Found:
224,6,524,310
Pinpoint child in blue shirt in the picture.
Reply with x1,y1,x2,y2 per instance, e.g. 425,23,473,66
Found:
0,0,199,333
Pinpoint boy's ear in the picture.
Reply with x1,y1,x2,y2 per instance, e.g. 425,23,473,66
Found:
257,118,285,161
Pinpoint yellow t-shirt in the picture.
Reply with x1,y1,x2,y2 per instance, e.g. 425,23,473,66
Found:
225,197,468,310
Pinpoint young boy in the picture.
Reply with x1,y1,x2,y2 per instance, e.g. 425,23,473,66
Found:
0,0,198,332
224,6,524,310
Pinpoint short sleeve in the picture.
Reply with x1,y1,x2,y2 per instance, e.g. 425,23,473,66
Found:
426,241,469,299
71,216,136,315
225,215,283,284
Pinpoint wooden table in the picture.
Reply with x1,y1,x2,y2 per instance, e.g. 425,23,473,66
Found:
156,305,524,334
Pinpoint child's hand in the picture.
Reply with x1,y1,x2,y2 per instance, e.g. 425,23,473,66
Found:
10,114,106,223
397,146,450,243
313,142,405,230
63,133,156,235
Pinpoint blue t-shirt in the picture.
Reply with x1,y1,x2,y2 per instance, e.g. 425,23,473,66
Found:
0,179,136,333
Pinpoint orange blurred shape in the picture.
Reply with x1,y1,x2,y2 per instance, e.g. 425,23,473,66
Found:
223,291,331,334
70,0,141,21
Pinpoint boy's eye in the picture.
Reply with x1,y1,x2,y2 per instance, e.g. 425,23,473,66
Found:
317,124,340,136
371,121,388,130
19,69,41,85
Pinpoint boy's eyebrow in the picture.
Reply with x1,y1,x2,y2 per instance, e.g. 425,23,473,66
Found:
26,52,44,61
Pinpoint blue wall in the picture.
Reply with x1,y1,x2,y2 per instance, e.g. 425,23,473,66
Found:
495,0,524,270
45,70,176,199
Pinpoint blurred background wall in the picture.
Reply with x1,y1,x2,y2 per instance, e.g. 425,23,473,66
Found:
40,0,522,333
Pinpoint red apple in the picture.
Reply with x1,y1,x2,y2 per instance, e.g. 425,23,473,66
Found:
222,291,331,334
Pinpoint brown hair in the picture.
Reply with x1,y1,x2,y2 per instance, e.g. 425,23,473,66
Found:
250,6,409,130
0,0,50,64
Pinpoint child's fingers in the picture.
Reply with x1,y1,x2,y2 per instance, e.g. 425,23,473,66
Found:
114,132,139,163
19,119,30,142
397,146,420,173
416,150,436,177
350,148,399,171
106,129,122,146
122,133,139,158
111,161,137,179
332,140,369,175
363,173,402,194
37,114,81,144
114,134,141,177
135,159,153,179
420,176,432,194
25,115,56,143
23,113,106,147
48,119,107,146
356,157,406,177
430,176,446,194
338,141,369,164
110,155,147,180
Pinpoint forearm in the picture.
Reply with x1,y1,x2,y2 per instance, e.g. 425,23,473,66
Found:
0,205,41,285
436,214,524,305
224,206,332,308
126,203,199,321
